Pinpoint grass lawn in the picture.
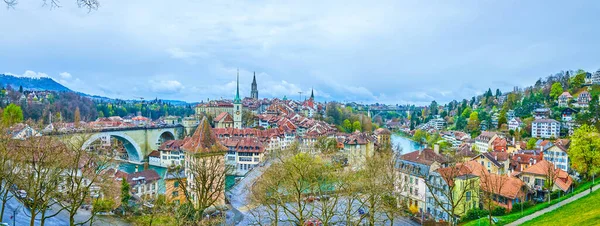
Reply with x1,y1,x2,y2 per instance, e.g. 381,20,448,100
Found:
520,188,600,226
461,180,600,226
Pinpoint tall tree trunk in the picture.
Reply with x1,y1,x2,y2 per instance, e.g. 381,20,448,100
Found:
0,189,7,220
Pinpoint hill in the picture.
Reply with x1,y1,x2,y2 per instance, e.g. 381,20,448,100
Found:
0,74,71,92
521,188,600,226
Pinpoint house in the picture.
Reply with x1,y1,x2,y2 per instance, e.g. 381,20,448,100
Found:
8,123,41,140
149,140,186,168
440,131,470,148
126,169,160,199
221,137,266,176
515,160,573,201
474,132,498,152
543,141,570,172
577,91,591,107
560,108,577,122
531,119,560,139
343,131,375,170
492,137,507,152
427,165,480,223
397,147,450,214
163,116,180,125
164,170,187,205
464,161,528,212
558,92,572,107
374,128,392,149
532,108,551,119
508,117,523,132
213,112,234,128
472,151,510,175
510,150,544,173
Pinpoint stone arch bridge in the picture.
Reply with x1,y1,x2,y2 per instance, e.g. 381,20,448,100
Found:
47,125,185,163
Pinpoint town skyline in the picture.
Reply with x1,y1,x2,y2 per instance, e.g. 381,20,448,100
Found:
2,1,600,105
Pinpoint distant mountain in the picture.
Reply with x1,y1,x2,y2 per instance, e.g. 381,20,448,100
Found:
0,74,71,92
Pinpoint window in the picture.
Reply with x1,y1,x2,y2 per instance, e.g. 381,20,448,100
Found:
466,191,472,201
172,191,179,197
174,181,179,188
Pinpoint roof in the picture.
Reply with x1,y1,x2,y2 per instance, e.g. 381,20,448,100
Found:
521,160,573,192
182,117,227,153
344,131,374,145
533,119,559,123
463,160,526,199
400,148,450,166
126,169,160,184
214,112,233,123
148,150,161,158
159,139,186,151
374,128,391,135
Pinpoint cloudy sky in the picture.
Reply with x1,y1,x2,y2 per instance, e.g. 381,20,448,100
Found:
1,0,599,105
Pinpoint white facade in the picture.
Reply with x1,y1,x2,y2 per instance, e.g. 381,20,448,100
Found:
531,119,560,139
543,145,570,172
508,118,523,131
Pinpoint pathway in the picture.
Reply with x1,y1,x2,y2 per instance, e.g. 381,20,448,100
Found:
507,185,597,226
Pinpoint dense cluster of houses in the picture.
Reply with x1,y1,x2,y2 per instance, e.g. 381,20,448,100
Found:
396,129,575,223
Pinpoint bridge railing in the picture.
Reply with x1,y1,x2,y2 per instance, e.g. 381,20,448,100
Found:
43,124,184,136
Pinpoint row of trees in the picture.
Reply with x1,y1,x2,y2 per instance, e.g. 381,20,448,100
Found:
0,124,119,226
249,143,403,225
323,102,374,132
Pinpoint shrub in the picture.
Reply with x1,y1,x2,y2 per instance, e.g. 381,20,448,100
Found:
492,206,507,216
462,208,489,222
510,201,535,214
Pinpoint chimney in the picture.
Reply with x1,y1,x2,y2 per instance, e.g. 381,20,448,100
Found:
495,155,498,161
135,165,139,173
434,144,440,154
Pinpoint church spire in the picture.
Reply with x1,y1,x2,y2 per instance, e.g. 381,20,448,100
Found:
234,69,241,104
310,88,314,100
251,71,258,100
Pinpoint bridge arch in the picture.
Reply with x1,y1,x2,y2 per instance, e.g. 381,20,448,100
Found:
81,132,144,163
153,129,176,148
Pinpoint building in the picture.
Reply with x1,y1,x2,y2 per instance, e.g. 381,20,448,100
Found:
472,152,510,175
250,72,258,100
543,142,570,172
577,91,591,107
374,128,392,149
343,131,375,170
508,117,523,132
532,108,551,119
429,117,446,131
427,165,480,223
531,119,560,139
474,132,498,152
149,140,186,168
515,160,573,201
8,123,41,140
182,117,227,209
164,170,187,205
221,137,266,176
440,131,470,148
233,72,243,129
463,161,528,212
561,108,577,122
558,92,572,107
509,150,544,173
214,112,234,128
126,169,160,199
397,148,450,214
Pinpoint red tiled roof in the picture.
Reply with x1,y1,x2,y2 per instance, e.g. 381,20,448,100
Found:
401,148,450,165
126,169,160,184
148,150,160,158
182,117,227,153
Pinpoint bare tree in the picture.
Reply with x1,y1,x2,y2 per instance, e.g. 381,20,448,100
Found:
12,136,71,226
3,0,99,11
421,160,479,226
0,124,18,220
479,167,509,226
543,161,559,204
58,134,116,226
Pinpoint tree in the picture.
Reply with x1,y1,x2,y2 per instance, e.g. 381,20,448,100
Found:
343,119,352,132
74,107,81,127
467,111,480,132
2,103,23,126
498,111,507,130
479,169,510,226
430,101,439,116
527,138,538,150
12,136,71,226
352,120,362,132
121,178,131,213
0,124,18,221
412,129,429,147
569,71,586,91
3,0,100,11
18,85,23,93
495,89,502,97
550,82,563,100
569,125,600,193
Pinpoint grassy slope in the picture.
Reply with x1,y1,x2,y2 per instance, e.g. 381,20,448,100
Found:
462,180,600,226
521,188,600,226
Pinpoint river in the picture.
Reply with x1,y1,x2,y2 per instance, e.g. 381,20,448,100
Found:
391,133,422,155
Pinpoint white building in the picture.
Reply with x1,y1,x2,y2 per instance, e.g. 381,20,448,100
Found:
126,169,160,199
508,117,523,132
148,140,186,168
531,119,560,139
221,137,266,176
543,143,570,172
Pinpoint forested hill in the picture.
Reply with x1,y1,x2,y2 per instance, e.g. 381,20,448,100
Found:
0,74,71,92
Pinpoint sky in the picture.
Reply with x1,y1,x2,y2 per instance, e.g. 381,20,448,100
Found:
1,0,600,105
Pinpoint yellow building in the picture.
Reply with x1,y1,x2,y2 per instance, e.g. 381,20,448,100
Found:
374,128,392,149
343,131,375,170
472,152,510,175
164,171,187,205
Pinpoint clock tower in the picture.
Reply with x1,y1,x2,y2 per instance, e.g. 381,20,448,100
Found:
233,70,242,129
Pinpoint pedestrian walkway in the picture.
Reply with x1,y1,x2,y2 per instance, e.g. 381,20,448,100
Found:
507,185,597,226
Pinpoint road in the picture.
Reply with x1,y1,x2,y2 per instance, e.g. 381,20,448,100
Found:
1,195,129,226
